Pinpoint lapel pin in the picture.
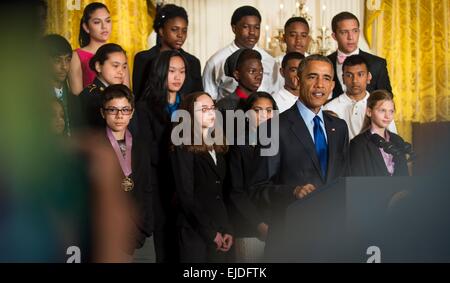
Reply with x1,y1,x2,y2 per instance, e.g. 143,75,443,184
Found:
331,128,336,132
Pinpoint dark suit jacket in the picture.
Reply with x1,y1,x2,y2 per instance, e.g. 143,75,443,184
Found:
328,49,392,99
77,77,106,129
249,103,350,258
350,130,409,176
171,147,232,244
132,99,179,262
132,45,203,102
226,141,265,238
104,133,153,252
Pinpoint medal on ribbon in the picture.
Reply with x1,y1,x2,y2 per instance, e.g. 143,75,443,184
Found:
107,127,134,192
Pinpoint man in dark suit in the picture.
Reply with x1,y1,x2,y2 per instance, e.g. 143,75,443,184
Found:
249,54,350,261
327,12,392,99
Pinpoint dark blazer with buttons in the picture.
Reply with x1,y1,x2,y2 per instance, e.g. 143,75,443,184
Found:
226,132,266,238
328,49,392,99
132,45,203,102
350,130,409,176
249,103,350,258
77,77,106,129
171,146,232,243
100,130,153,253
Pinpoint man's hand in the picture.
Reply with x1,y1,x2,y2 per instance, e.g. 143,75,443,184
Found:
293,184,317,199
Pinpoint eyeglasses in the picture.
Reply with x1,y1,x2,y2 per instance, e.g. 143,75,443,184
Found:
196,106,216,113
103,107,133,115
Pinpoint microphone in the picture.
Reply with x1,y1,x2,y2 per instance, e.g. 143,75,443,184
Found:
370,133,416,162
369,133,402,157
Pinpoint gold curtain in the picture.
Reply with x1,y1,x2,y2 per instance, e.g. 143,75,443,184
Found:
369,0,450,142
45,0,155,78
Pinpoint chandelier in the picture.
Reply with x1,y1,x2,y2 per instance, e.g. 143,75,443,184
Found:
265,0,334,56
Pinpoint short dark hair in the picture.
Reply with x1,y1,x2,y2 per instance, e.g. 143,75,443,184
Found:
342,54,370,71
284,17,309,31
297,54,334,77
331,11,360,33
231,6,261,26
42,34,72,58
89,43,126,73
281,52,305,69
101,84,134,108
153,4,188,33
244,91,278,112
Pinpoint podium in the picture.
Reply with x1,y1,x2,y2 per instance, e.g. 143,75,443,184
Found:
283,177,450,262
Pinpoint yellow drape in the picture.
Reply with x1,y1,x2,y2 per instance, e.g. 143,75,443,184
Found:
370,0,450,142
45,0,155,79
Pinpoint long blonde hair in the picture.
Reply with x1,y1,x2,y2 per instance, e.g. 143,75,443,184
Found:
360,90,395,134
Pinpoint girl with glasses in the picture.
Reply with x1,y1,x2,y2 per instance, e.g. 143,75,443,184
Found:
171,92,233,262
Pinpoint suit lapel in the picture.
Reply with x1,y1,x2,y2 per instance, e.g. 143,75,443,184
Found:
287,107,323,180
199,151,224,179
324,114,338,181
364,131,390,176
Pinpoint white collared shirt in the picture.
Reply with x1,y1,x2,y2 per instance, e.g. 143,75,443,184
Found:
208,149,217,165
272,87,298,113
202,41,279,100
54,87,63,99
323,91,397,140
336,49,360,93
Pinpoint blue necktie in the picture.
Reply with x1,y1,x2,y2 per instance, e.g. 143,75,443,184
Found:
313,116,328,177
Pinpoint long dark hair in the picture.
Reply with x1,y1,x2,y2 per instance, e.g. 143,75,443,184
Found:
79,2,110,48
143,50,187,122
175,92,228,154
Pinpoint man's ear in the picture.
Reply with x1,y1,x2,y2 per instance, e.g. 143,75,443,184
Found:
233,70,240,81
231,25,237,35
100,109,105,119
331,32,337,41
367,71,373,84
279,67,285,78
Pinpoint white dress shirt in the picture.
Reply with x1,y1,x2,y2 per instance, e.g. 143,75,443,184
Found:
202,41,279,100
323,91,397,140
272,87,298,113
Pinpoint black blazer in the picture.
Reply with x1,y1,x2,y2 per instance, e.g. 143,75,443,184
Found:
249,104,350,257
350,130,409,176
132,45,203,102
328,49,392,99
77,77,106,129
226,141,265,238
104,133,153,251
171,147,232,243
